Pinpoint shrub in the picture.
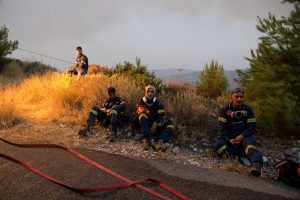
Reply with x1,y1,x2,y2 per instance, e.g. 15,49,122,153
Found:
196,60,229,98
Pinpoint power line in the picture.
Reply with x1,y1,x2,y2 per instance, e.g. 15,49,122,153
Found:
17,47,74,65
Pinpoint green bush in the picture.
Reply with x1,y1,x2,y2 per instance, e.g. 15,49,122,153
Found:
196,60,229,98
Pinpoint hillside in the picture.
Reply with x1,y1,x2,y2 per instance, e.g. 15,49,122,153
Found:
153,68,240,88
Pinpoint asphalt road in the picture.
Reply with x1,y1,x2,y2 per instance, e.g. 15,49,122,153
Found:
0,140,299,200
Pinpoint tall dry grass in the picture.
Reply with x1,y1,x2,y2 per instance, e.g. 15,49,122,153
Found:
0,87,22,128
163,81,221,127
0,72,144,124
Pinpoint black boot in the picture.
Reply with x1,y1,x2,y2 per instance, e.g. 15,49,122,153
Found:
250,162,262,177
142,135,154,151
108,123,117,142
87,120,93,131
78,121,92,137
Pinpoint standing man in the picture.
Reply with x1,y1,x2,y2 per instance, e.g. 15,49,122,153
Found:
214,88,263,177
135,85,174,150
67,46,89,76
78,87,126,142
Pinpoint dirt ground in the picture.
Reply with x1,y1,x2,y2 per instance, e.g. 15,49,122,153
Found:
0,119,299,199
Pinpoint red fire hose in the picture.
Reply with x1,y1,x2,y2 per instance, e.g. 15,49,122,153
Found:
0,138,189,200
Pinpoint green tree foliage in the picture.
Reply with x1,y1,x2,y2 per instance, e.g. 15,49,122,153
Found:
105,57,164,92
0,25,18,67
237,1,300,134
196,60,228,98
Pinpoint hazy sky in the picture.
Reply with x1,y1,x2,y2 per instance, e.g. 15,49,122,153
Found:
0,0,293,71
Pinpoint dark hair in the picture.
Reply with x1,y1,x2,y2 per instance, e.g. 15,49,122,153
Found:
76,46,82,50
231,88,244,95
107,87,116,94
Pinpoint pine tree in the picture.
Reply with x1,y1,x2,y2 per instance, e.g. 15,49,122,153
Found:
0,25,18,67
237,1,300,134
196,60,228,98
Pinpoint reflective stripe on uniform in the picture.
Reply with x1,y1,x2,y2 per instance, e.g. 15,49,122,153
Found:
120,102,126,105
139,113,148,120
241,110,247,116
90,109,98,116
217,145,227,154
245,144,256,154
111,110,118,115
158,109,165,114
218,117,227,123
166,125,174,129
247,118,256,123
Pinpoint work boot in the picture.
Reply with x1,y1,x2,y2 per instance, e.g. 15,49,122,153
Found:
108,133,116,142
78,121,93,137
108,123,117,142
250,162,262,177
154,139,168,152
142,137,153,151
78,127,90,137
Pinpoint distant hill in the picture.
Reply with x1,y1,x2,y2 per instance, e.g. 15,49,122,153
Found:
152,68,242,89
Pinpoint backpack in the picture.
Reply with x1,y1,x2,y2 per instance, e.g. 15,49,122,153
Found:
274,148,300,187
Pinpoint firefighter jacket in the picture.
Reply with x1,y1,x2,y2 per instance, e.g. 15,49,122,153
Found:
75,54,88,71
218,103,256,141
137,96,166,122
103,96,126,112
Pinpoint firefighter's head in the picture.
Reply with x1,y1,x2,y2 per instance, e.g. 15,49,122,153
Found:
145,85,155,100
107,87,116,98
75,46,82,56
231,88,244,108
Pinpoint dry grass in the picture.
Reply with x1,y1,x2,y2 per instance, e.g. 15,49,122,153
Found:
163,81,220,127
0,88,22,128
0,72,143,125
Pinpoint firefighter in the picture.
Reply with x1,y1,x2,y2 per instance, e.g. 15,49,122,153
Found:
67,46,89,76
213,88,263,176
78,87,126,142
135,85,174,150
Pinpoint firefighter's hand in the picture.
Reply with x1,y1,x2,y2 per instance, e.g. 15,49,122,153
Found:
229,134,244,146
229,139,237,145
150,122,157,135
235,134,244,143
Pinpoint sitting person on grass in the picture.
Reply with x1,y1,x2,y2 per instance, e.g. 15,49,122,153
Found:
78,87,127,142
134,85,174,150
213,88,263,177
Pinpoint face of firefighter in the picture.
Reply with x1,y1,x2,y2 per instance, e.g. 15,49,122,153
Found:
231,92,244,108
145,88,155,99
76,48,82,56
108,92,116,99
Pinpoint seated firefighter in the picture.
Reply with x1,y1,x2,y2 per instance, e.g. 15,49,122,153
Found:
134,85,174,150
78,87,126,141
213,88,263,177
67,46,89,77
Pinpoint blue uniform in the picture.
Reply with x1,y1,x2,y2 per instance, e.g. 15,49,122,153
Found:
136,97,174,143
68,54,88,76
88,96,126,126
76,54,88,74
214,103,263,164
